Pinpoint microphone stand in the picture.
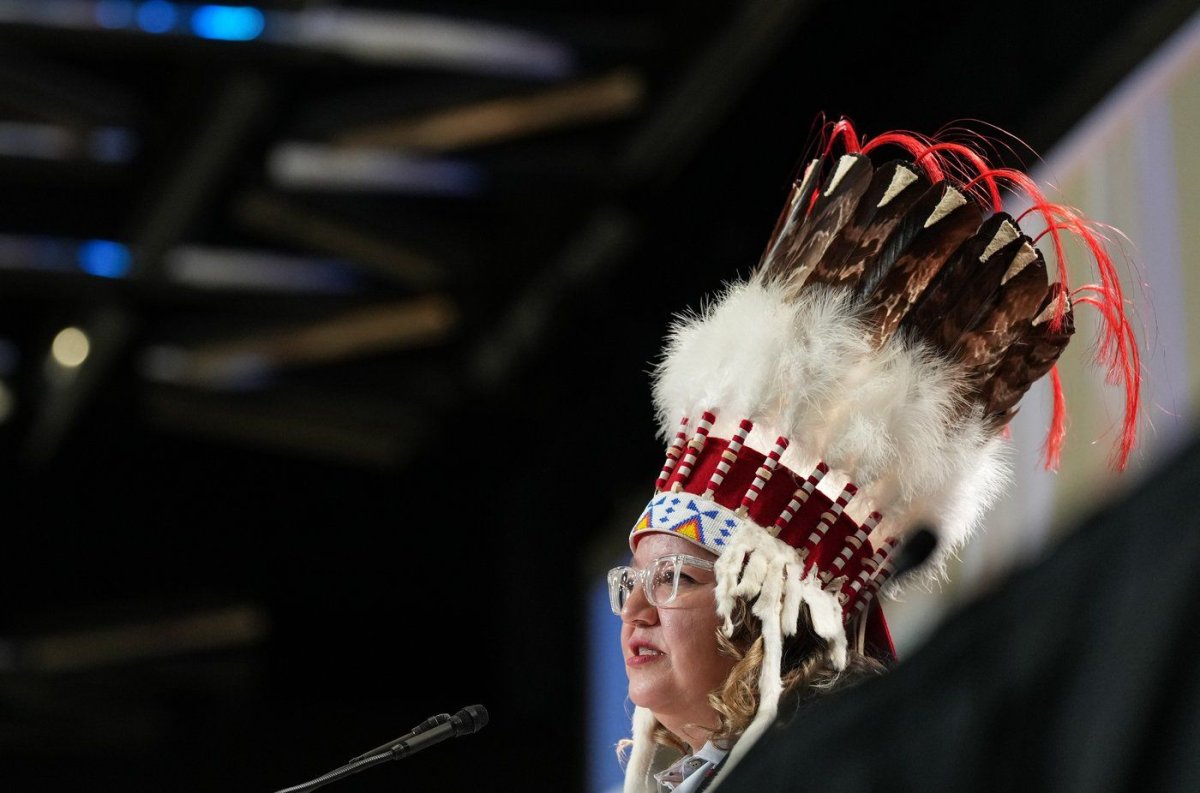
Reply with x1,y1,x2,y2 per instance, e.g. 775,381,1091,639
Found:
273,752,392,793
271,705,488,793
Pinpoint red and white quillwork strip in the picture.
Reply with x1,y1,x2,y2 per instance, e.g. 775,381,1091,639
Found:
655,416,690,491
739,436,789,512
673,411,715,487
773,461,830,534
844,537,899,604
703,419,753,498
853,539,902,617
820,511,882,583
802,482,858,554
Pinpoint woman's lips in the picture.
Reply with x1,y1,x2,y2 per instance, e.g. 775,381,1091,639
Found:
626,643,665,666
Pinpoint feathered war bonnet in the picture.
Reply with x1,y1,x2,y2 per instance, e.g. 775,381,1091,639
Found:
620,118,1141,790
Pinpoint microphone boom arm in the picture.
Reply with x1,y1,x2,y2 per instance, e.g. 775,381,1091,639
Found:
271,705,489,793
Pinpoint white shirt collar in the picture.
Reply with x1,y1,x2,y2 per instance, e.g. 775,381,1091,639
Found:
653,741,729,792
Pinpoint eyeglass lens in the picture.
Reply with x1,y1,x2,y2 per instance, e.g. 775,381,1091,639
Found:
608,556,698,615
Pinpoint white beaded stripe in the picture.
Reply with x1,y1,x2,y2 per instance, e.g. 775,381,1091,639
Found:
831,530,869,569
740,437,788,507
655,416,690,489
804,483,857,546
703,419,753,498
851,539,899,596
776,493,806,526
676,446,701,481
846,576,866,597
773,463,829,531
855,555,899,616
853,589,877,616
847,547,888,595
830,511,882,571
674,411,715,483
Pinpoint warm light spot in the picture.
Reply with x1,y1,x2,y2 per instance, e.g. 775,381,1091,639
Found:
51,327,90,368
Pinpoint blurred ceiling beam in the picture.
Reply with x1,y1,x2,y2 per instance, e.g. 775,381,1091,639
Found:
469,206,634,392
1,604,268,673
0,121,135,163
332,68,645,152
0,46,136,126
142,386,428,469
162,244,361,294
617,0,817,187
128,72,275,274
266,144,483,194
139,296,457,389
0,2,575,78
271,7,575,77
233,191,446,290
0,234,367,295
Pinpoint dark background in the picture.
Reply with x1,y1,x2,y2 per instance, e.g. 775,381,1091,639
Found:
1,1,1194,790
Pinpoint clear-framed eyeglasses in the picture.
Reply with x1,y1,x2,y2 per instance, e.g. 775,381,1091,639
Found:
607,554,716,615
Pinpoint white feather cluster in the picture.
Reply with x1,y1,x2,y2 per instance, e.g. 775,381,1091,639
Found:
652,278,1011,576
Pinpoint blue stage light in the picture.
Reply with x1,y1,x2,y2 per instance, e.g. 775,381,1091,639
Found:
95,0,135,29
78,240,132,278
135,0,177,34
191,5,265,41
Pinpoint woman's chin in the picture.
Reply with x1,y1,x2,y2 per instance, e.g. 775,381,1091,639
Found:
626,678,670,713
624,671,681,715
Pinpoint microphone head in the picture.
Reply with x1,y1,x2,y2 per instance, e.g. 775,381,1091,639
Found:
416,713,452,734
892,526,938,581
451,704,489,736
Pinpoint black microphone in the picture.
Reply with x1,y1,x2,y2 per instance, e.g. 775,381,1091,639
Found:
271,705,489,793
388,704,488,760
347,712,451,763
891,526,938,581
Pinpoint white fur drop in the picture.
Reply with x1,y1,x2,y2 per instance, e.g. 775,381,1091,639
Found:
800,574,848,670
622,706,660,793
714,522,792,636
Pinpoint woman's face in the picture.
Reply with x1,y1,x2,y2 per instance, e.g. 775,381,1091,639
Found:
620,533,735,751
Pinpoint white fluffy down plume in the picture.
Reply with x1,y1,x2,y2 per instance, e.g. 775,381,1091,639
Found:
819,342,935,488
840,338,971,509
884,428,1012,588
653,281,870,452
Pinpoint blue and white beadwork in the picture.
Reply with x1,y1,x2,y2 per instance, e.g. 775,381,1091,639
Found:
629,491,746,554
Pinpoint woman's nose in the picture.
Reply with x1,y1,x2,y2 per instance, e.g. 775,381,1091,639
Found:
620,580,658,625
